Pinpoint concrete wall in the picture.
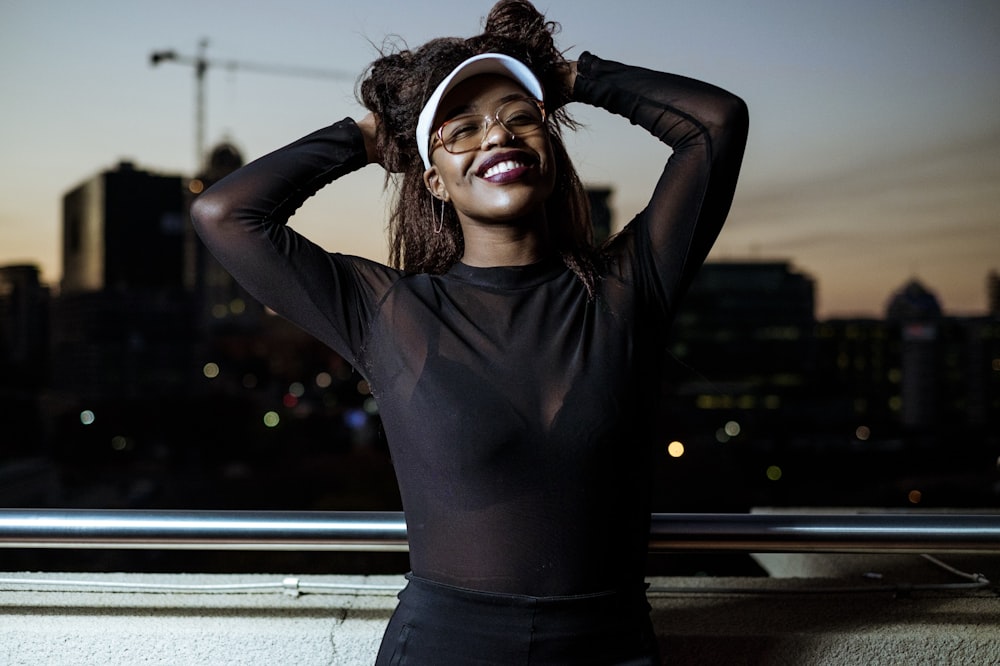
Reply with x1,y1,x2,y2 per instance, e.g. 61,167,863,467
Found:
1,557,998,665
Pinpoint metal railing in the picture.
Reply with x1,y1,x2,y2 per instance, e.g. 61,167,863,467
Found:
1,509,999,554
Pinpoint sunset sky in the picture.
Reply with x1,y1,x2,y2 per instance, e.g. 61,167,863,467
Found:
2,0,998,318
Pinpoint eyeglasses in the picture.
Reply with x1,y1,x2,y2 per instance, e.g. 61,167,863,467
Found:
433,97,546,156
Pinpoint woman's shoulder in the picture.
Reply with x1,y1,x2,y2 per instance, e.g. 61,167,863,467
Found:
330,252,405,294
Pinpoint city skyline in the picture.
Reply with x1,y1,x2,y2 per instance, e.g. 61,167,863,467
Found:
2,0,999,318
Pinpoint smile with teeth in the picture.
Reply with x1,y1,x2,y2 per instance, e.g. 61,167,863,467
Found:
482,159,527,179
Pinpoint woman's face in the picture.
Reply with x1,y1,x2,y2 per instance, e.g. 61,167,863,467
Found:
423,74,556,230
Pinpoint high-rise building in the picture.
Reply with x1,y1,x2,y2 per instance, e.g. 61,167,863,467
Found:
670,260,817,383
53,162,193,400
665,260,818,439
885,279,942,430
61,161,186,295
0,264,50,379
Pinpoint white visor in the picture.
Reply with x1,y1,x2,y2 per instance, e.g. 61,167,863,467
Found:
416,53,544,169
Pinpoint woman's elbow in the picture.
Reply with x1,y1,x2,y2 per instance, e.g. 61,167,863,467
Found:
710,94,749,158
189,192,232,235
720,93,749,137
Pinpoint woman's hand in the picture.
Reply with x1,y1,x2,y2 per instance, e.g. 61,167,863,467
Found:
356,112,381,166
561,60,578,94
551,60,577,110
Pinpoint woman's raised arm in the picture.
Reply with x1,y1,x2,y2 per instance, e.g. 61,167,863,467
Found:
573,52,749,315
189,118,387,363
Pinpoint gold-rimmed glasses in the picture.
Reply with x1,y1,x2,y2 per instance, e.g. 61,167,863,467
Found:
433,97,546,156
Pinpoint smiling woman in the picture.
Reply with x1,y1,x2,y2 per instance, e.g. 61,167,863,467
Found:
357,12,597,284
421,73,559,262
189,0,748,662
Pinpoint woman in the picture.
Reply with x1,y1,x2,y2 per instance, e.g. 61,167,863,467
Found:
191,1,748,662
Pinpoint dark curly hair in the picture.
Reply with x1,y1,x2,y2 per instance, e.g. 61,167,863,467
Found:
357,0,597,294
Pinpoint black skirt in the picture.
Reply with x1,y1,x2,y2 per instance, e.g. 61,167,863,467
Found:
375,574,661,665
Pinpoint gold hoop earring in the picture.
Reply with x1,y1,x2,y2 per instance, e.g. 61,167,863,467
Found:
434,197,445,234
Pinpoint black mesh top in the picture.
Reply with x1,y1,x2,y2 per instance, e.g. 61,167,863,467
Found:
191,52,749,596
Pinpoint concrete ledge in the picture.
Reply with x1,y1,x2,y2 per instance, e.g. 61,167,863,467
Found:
648,577,998,665
1,568,998,665
0,572,400,665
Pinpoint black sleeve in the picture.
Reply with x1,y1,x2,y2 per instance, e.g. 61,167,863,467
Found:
573,51,749,316
189,118,396,366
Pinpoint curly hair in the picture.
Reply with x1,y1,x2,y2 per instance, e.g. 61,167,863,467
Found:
357,0,597,294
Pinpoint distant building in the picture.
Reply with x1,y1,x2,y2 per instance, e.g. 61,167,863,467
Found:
670,260,817,385
52,148,267,404
885,279,942,430
0,264,50,380
665,260,818,439
53,162,193,400
886,278,942,321
61,161,186,295
815,277,999,441
811,316,897,432
0,264,50,455
586,186,613,244
988,270,1000,318
664,265,999,470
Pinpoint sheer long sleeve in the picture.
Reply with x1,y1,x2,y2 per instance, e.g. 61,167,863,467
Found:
573,51,749,317
189,118,396,366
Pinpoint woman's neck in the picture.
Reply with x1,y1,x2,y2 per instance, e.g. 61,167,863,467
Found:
459,222,550,267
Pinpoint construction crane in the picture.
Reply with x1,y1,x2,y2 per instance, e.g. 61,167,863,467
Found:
150,39,354,169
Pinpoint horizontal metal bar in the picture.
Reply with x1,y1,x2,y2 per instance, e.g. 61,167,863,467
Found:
0,510,409,552
647,513,1000,554
0,510,997,554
